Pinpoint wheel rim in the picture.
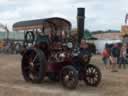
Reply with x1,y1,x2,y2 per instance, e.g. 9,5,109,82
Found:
85,66,100,86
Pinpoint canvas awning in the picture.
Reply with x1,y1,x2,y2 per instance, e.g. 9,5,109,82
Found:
13,17,71,32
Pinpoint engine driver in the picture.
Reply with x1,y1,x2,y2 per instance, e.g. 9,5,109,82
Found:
79,39,91,64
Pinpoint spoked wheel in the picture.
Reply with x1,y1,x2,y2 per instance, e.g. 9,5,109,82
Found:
21,48,46,83
25,31,35,44
84,64,101,87
24,31,35,47
60,66,78,89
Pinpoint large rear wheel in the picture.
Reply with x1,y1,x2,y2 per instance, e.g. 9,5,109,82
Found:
21,48,47,83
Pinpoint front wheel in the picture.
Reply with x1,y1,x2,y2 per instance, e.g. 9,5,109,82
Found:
84,64,101,87
60,65,79,89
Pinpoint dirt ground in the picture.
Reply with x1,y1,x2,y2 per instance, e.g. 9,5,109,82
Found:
0,54,127,96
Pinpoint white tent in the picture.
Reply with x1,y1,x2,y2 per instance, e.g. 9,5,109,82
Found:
94,39,121,53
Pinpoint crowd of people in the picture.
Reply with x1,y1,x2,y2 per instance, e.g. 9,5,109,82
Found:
0,41,23,54
102,43,127,72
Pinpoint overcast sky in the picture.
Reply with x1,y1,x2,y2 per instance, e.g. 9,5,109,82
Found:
0,0,128,31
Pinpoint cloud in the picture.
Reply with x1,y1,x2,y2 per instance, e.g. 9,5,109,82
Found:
0,0,127,31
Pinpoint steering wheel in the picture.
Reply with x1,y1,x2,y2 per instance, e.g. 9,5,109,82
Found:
24,31,35,47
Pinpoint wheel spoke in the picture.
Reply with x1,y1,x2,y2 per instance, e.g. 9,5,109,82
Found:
89,68,91,73
92,68,96,73
91,67,95,73
32,55,38,63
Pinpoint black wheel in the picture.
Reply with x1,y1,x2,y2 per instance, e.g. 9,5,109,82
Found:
84,64,101,87
21,48,47,83
60,65,78,89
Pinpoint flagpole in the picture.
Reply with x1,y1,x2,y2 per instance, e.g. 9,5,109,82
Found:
125,13,128,24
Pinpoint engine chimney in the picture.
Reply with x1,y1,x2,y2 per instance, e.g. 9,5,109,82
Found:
77,8,85,44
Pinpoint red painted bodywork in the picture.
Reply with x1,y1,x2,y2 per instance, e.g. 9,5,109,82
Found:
47,58,73,73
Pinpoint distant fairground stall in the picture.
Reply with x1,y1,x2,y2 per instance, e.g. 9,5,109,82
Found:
121,25,128,44
121,14,128,44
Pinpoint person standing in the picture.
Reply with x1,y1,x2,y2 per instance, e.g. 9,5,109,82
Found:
78,39,92,65
110,44,120,72
102,47,110,69
119,45,127,69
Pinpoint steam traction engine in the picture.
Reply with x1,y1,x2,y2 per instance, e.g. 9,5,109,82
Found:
13,8,101,89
